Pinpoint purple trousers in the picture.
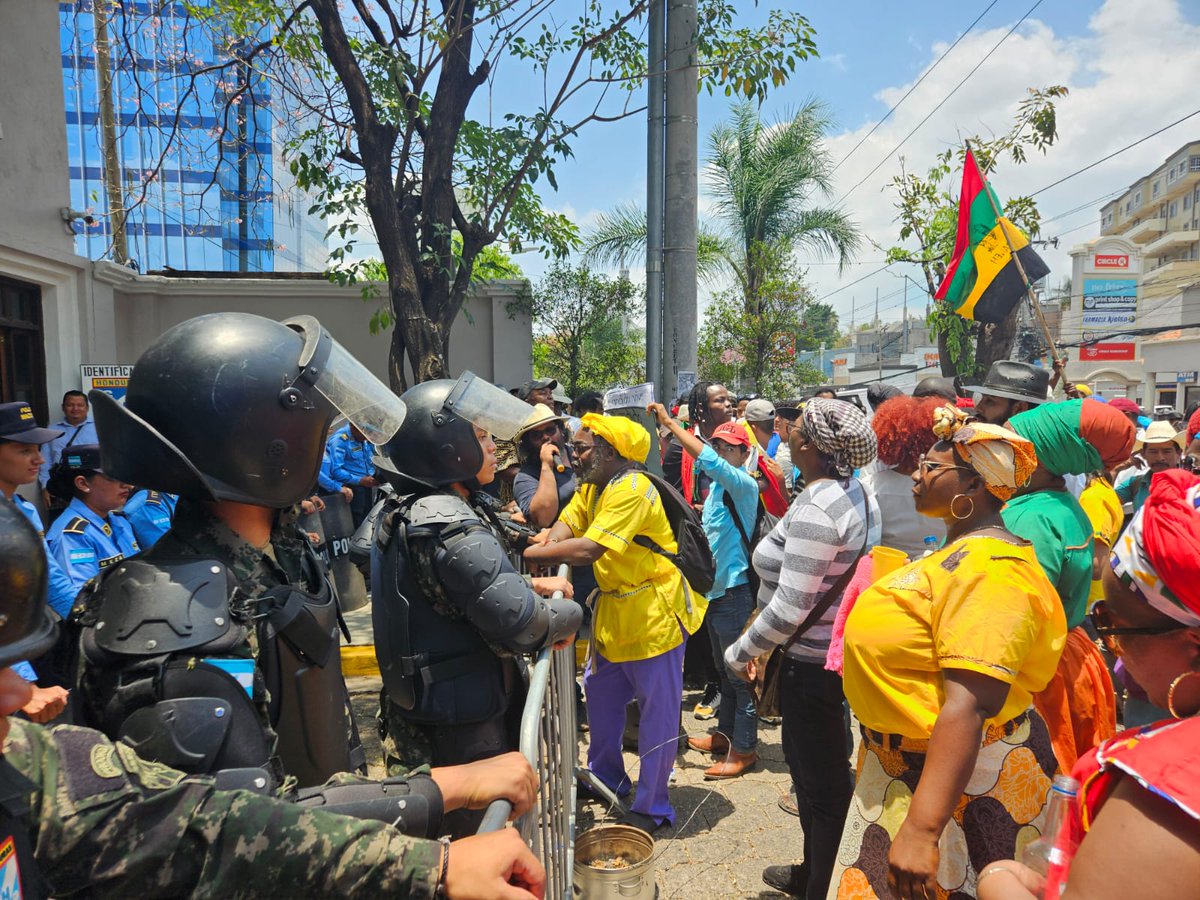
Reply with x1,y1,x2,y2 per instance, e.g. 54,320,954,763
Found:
583,637,686,825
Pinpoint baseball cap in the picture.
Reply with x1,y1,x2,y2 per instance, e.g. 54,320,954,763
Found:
743,398,777,423
0,402,62,444
517,378,558,401
711,421,751,448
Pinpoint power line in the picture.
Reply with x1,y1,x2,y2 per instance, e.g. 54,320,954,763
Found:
1040,188,1125,225
1029,107,1200,198
835,0,1045,206
830,0,1001,175
814,263,893,303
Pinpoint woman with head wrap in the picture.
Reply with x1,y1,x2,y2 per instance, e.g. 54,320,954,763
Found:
829,406,1064,900
978,469,1200,900
860,396,948,558
724,398,881,898
1006,398,1135,772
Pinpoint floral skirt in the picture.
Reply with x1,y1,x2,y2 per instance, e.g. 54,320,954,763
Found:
829,709,1059,899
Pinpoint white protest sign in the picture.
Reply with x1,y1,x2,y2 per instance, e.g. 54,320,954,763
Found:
604,382,656,411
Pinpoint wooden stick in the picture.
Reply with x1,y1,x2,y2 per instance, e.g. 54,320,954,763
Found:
965,141,1062,366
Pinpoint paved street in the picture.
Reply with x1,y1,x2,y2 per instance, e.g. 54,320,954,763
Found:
343,601,806,898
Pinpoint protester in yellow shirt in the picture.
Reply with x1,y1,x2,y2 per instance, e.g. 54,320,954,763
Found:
525,413,706,833
1079,474,1124,609
830,408,1066,900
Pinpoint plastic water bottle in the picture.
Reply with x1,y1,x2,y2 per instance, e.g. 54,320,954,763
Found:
921,535,939,557
1019,775,1080,890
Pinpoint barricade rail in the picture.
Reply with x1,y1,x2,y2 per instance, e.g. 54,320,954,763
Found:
478,564,577,900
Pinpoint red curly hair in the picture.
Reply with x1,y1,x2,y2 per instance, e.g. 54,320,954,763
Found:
872,395,946,472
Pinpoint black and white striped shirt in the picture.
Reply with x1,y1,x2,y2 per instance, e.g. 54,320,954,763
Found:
726,476,880,667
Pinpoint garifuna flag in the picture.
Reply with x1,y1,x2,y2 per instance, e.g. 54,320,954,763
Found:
935,150,1049,323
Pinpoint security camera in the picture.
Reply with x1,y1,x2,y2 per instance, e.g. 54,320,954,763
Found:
60,207,96,227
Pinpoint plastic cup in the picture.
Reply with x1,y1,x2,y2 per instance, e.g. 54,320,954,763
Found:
870,545,908,579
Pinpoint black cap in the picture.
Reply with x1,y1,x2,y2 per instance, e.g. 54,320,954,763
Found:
517,378,558,401
59,443,104,474
962,361,1049,406
775,406,802,422
0,402,62,444
912,376,957,402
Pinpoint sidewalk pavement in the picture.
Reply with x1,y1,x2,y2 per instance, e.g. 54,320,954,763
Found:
344,602,805,897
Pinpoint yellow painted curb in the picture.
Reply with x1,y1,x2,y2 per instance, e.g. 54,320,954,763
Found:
341,644,380,678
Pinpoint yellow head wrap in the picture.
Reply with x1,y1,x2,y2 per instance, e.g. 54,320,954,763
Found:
931,405,1038,501
581,413,651,464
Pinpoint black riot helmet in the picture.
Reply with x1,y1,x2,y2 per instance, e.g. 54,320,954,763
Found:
0,501,57,669
92,313,406,508
377,371,534,488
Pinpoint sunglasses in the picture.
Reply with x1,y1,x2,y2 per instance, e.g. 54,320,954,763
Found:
916,453,973,478
568,442,594,456
1088,600,1191,656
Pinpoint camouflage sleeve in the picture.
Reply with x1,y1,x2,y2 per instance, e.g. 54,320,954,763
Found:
15,722,441,899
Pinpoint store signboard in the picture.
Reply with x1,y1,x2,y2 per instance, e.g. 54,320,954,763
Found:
1079,343,1136,362
1082,278,1137,312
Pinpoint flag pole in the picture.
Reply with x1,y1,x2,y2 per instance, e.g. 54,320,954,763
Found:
964,140,1063,366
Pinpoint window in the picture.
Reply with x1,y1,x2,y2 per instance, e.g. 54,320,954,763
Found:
1134,190,1143,208
1186,195,1192,211
1153,180,1161,198
1170,201,1179,218
0,278,48,426
1191,155,1200,172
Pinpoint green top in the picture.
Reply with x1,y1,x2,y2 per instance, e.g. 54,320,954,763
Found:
3,719,440,898
1001,490,1095,629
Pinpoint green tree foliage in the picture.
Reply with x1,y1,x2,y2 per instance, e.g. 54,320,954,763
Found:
697,252,829,398
885,86,1067,379
586,100,861,301
198,0,819,387
515,262,645,398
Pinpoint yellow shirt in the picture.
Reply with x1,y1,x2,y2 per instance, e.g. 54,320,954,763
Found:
1079,477,1123,609
842,534,1066,739
560,470,707,662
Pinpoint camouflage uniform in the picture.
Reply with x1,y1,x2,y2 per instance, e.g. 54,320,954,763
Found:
5,719,440,897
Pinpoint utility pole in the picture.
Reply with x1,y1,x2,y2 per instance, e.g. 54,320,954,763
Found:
92,0,129,266
902,277,909,354
661,0,698,401
645,0,666,401
875,287,882,382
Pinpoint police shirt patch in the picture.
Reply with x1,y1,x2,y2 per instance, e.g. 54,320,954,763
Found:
63,517,89,536
69,548,96,565
90,744,123,779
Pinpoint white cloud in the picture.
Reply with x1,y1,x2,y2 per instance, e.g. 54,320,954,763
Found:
805,0,1200,329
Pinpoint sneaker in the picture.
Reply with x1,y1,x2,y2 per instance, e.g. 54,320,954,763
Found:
762,862,809,897
693,683,720,720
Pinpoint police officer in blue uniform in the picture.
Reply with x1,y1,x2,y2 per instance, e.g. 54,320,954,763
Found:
121,488,177,550
324,423,379,526
45,444,139,597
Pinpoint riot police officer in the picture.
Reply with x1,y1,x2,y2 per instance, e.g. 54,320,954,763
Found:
76,312,406,789
372,373,581,826
0,499,548,899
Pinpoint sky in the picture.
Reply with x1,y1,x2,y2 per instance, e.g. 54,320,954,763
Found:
462,0,1200,332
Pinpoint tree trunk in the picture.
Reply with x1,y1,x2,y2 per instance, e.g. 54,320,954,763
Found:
974,314,1019,382
938,328,957,378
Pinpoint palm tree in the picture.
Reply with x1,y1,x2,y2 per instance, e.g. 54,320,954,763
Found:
584,99,861,311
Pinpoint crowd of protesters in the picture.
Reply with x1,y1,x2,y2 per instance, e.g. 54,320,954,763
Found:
6,312,1200,899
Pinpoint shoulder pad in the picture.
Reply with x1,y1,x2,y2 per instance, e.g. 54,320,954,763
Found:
404,492,477,527
63,516,90,535
90,557,234,656
337,433,349,441
145,491,162,504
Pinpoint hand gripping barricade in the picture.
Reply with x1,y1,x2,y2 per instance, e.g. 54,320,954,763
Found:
75,313,411,802
477,565,579,900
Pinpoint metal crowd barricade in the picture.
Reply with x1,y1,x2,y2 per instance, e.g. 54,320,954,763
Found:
478,564,578,900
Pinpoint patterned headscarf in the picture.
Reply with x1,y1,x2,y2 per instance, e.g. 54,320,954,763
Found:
931,405,1038,500
800,398,877,477
1112,469,1200,626
581,413,651,464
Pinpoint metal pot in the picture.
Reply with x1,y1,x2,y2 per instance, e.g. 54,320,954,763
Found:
573,824,657,899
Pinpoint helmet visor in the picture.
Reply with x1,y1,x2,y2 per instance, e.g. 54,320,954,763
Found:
313,338,407,445
444,371,533,441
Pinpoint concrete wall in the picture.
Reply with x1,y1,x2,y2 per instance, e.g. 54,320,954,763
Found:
0,0,74,258
94,264,532,388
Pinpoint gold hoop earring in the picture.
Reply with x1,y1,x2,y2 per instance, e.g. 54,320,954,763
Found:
1167,671,1200,719
950,494,975,520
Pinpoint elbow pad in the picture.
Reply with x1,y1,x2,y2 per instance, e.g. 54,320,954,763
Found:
437,527,578,652
294,774,444,837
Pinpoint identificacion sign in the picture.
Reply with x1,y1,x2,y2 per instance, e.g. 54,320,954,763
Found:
603,382,655,411
81,365,134,401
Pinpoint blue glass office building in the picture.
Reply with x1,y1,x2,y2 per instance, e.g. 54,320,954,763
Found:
59,0,326,272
